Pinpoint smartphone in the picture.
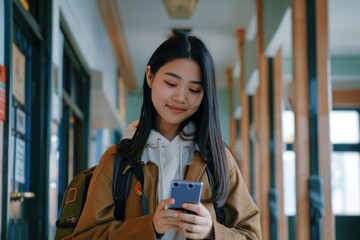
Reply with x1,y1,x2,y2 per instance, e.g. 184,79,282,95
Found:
169,179,203,213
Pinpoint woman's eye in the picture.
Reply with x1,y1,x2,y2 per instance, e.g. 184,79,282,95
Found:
190,88,202,94
165,81,176,87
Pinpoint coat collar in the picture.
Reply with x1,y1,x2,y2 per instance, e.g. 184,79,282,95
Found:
184,151,207,182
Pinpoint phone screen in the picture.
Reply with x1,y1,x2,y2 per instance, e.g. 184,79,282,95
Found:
169,180,203,213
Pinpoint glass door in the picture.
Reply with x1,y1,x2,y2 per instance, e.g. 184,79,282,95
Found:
8,16,35,240
4,0,52,239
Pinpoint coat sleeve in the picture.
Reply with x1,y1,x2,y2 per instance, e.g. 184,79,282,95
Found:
72,145,157,240
212,147,263,240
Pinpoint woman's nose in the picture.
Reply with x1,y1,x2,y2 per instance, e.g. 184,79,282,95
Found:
172,88,186,102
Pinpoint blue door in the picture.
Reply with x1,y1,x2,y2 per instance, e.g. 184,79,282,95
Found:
8,14,35,240
4,1,52,239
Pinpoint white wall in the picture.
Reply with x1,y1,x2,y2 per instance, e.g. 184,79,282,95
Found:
60,0,118,105
51,1,121,142
55,0,120,150
52,0,62,67
48,1,120,237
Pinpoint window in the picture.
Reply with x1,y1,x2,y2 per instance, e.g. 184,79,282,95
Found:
283,150,296,215
282,109,360,215
282,110,295,215
331,110,360,215
282,110,295,144
330,111,359,144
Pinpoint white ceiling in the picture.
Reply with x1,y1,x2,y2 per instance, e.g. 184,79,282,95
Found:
328,0,360,55
117,0,360,89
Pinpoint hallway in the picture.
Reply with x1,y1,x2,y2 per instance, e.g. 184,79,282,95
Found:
0,0,359,239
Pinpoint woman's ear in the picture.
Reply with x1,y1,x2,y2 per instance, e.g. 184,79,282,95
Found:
146,66,153,88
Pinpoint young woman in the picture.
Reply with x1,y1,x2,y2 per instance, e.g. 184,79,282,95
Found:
73,35,262,239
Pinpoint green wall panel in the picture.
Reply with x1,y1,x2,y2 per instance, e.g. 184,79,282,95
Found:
331,55,360,76
263,0,290,52
245,38,258,85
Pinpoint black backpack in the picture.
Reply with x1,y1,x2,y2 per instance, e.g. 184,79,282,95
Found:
54,152,143,240
55,145,225,239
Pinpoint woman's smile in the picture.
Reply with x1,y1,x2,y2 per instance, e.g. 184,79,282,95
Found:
167,104,186,113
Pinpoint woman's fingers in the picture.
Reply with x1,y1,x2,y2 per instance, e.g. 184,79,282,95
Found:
157,198,175,210
153,198,179,234
174,203,214,239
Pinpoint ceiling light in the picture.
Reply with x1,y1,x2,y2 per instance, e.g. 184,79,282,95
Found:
163,0,198,19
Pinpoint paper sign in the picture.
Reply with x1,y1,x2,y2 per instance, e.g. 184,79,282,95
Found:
12,44,26,105
16,108,26,135
15,138,26,184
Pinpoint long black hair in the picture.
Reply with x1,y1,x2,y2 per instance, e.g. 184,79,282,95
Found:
119,34,229,207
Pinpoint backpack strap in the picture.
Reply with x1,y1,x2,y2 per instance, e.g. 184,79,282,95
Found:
113,153,148,221
127,155,148,216
113,154,132,221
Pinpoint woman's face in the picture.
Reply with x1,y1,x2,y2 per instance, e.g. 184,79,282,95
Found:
146,58,203,139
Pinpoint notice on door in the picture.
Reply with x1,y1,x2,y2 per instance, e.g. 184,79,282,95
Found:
12,44,25,105
15,138,26,184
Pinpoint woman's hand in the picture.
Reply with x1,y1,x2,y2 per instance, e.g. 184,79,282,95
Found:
175,202,214,239
153,198,181,234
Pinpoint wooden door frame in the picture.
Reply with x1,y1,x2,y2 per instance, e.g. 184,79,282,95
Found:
57,24,91,211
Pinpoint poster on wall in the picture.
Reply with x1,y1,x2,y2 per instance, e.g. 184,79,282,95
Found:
14,137,26,184
12,44,25,105
0,65,6,121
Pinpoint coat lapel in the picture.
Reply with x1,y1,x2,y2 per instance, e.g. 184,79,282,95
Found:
185,151,207,181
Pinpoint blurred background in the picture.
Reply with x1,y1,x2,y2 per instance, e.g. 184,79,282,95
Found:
0,0,359,239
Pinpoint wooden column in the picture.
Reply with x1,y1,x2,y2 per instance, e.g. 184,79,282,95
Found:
256,0,270,238
292,0,311,239
227,68,236,148
237,29,250,187
316,0,334,239
274,48,288,240
292,0,334,239
252,91,261,205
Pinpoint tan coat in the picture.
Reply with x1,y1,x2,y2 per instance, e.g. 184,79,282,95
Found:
73,145,262,239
